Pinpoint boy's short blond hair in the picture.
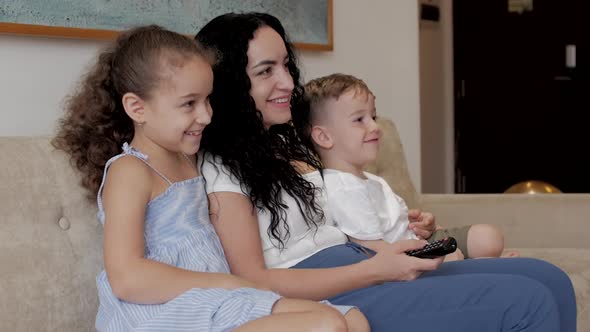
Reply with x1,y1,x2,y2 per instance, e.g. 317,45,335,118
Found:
304,73,374,124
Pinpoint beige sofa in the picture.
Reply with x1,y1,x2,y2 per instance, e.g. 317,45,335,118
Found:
1,118,589,331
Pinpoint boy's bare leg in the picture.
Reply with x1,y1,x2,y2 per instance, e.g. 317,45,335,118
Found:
467,224,519,258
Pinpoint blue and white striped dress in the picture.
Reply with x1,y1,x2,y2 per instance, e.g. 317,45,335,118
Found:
94,144,281,331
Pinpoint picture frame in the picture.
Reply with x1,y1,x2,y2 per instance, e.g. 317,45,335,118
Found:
0,0,333,51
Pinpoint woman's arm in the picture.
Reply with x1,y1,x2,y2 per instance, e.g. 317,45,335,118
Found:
102,157,259,304
208,191,442,301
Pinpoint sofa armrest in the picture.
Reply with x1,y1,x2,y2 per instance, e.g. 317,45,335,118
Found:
420,194,590,249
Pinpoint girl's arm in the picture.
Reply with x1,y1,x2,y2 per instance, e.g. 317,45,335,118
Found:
208,191,442,301
102,157,259,305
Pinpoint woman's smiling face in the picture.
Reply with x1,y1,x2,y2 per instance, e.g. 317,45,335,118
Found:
246,26,294,128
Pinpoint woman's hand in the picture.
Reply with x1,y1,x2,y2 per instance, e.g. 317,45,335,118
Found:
408,209,437,240
364,239,443,283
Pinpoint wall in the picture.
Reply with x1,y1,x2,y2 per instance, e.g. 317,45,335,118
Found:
0,0,423,190
418,0,454,193
0,37,106,136
300,0,421,190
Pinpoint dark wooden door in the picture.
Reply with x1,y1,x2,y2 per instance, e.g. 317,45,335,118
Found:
454,0,587,193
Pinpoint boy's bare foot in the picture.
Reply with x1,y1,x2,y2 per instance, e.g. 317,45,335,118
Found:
443,249,465,262
501,250,520,258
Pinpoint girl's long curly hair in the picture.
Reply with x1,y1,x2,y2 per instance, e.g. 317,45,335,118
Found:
196,13,324,248
53,25,212,197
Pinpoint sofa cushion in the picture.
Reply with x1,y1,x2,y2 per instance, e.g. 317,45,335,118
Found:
514,248,590,331
0,137,102,331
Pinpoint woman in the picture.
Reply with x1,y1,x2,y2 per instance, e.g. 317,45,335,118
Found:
196,12,576,331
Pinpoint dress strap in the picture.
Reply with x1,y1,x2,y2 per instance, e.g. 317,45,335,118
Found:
122,143,173,185
97,143,175,224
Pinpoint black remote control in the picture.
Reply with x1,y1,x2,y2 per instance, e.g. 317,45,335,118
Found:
405,237,457,259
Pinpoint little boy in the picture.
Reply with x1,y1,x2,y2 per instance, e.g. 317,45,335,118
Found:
302,73,517,259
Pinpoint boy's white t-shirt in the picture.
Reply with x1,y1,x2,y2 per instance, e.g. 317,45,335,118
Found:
200,154,348,269
323,169,418,243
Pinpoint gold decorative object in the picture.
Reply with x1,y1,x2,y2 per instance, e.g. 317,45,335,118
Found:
504,180,562,194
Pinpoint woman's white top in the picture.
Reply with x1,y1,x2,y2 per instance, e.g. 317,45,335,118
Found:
200,154,348,268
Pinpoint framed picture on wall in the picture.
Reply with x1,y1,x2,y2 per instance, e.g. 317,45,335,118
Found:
0,0,333,50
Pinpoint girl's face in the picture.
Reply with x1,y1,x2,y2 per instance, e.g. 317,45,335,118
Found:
246,26,294,128
142,55,213,156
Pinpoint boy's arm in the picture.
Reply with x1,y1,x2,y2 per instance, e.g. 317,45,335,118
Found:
372,175,440,239
328,187,387,243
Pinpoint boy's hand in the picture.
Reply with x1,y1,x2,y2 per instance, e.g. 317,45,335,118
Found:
408,209,437,240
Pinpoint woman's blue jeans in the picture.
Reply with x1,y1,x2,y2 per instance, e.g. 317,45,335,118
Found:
292,242,576,332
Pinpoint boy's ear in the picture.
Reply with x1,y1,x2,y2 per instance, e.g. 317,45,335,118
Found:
310,125,334,149
122,92,147,124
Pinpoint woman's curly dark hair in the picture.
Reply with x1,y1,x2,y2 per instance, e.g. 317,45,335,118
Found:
196,13,324,248
53,25,213,197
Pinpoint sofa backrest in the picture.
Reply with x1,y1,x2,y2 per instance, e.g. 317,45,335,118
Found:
0,137,102,331
0,117,418,331
366,118,420,209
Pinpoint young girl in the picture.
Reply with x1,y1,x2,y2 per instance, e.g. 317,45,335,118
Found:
52,25,368,332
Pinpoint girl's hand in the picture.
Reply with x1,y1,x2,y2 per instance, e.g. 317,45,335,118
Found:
408,209,437,240
365,240,443,282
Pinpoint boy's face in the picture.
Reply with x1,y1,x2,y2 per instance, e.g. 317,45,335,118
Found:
314,89,381,170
